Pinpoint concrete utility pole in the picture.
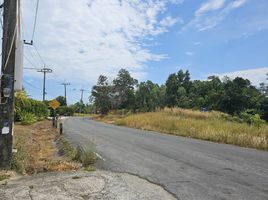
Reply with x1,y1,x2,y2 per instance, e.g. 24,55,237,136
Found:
0,0,17,169
61,82,70,105
79,89,86,114
38,67,52,101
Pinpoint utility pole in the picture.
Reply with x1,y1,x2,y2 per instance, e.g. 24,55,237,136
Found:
38,67,52,101
79,89,86,114
61,82,70,105
0,0,17,169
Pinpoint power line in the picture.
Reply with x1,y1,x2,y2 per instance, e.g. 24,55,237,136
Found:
33,44,46,65
20,0,25,40
23,54,40,69
24,80,41,90
31,0,40,41
26,47,41,67
3,25,17,70
0,6,3,29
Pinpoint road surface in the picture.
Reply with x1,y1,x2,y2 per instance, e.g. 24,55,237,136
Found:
63,117,268,200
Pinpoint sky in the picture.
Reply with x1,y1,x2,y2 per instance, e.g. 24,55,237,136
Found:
13,0,268,103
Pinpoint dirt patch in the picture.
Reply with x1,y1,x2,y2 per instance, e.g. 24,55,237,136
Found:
12,120,80,174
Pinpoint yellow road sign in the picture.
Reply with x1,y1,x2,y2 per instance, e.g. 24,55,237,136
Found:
49,99,60,110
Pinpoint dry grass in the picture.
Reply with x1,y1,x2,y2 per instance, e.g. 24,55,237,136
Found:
12,120,79,174
103,108,268,150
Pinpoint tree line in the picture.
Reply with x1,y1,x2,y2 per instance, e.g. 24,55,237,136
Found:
91,68,268,121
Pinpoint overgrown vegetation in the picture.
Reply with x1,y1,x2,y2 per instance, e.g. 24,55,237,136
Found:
91,69,268,123
74,146,97,167
57,136,97,168
90,69,268,150
102,108,268,150
11,121,80,174
57,136,77,160
15,91,49,124
0,174,10,182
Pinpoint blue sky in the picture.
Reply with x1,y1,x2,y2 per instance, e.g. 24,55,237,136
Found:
16,0,268,103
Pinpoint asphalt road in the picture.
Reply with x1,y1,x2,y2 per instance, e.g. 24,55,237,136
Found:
63,117,268,200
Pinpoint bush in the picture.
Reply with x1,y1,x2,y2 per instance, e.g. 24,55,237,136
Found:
56,106,75,116
250,114,266,128
19,112,37,125
239,110,266,127
15,91,49,123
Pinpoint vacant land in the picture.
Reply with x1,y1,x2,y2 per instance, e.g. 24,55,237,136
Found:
12,120,79,174
96,108,268,150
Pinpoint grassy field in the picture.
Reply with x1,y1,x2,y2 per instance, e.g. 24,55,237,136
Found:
97,108,268,151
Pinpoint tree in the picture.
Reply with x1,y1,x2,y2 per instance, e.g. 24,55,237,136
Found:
182,70,191,93
91,75,112,115
165,73,178,107
219,77,260,114
56,96,67,106
260,97,268,121
135,81,160,112
113,69,137,110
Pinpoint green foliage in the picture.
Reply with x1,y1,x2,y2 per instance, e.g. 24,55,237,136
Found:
0,175,9,181
260,97,268,121
91,68,267,123
250,114,266,128
112,69,137,110
19,112,37,125
56,96,67,106
15,91,49,124
165,73,178,107
237,109,265,127
56,106,75,116
91,75,112,115
135,81,162,112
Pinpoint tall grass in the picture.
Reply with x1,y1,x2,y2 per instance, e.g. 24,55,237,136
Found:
115,108,268,150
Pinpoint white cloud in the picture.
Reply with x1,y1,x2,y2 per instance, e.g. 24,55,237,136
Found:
184,0,247,31
21,0,183,85
195,0,225,16
170,0,185,4
213,67,268,86
185,51,195,56
160,16,183,27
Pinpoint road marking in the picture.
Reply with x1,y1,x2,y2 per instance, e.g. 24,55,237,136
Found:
95,152,106,161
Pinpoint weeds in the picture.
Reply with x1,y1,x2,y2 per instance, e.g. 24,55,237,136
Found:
57,136,97,168
0,175,9,182
74,146,97,167
12,120,80,174
57,136,77,160
101,108,268,150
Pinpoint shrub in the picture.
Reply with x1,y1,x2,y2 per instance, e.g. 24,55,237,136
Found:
250,114,266,128
19,112,37,125
239,110,266,127
15,91,49,123
56,106,75,116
